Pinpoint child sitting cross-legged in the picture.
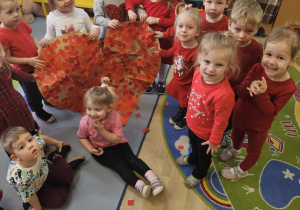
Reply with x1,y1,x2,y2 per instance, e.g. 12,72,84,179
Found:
1,127,85,210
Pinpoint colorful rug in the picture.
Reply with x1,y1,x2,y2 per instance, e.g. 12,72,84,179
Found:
162,61,300,209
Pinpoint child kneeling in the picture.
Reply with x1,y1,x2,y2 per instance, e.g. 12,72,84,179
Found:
1,127,85,210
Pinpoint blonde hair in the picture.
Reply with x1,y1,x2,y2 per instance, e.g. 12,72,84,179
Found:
84,77,118,108
0,0,17,10
265,26,300,59
198,31,239,76
174,2,202,42
230,0,263,28
1,127,28,155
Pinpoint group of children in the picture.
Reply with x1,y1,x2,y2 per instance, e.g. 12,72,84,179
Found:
0,0,299,209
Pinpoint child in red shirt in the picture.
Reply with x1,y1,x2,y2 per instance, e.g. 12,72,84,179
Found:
176,32,239,187
159,4,201,130
156,0,230,39
220,26,299,180
126,0,179,94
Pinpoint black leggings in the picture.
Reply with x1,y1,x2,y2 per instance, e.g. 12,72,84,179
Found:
92,142,150,187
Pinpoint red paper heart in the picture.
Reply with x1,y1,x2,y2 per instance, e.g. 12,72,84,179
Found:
36,22,161,125
105,3,126,22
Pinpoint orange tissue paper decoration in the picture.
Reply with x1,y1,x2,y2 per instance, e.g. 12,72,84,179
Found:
35,22,161,125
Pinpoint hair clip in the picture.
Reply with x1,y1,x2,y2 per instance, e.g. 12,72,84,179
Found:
287,25,295,31
183,4,193,11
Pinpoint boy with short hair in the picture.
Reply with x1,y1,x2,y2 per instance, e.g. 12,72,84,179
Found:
0,0,55,123
1,126,85,210
221,0,264,147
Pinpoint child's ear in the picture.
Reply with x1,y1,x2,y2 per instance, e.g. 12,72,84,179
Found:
225,0,231,8
10,155,20,162
228,21,231,31
289,56,298,67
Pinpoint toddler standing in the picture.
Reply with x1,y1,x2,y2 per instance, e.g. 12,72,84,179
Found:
220,26,299,179
77,77,164,198
159,4,201,130
126,0,179,94
176,32,238,187
0,0,55,123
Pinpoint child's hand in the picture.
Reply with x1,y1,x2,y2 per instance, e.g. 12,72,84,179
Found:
90,147,104,156
88,28,100,41
28,57,45,70
139,12,148,22
201,141,220,155
91,119,105,131
145,17,159,25
55,141,65,152
247,77,267,96
108,19,121,29
154,31,163,38
128,9,137,23
39,38,50,47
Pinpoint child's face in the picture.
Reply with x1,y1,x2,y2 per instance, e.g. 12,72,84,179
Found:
86,99,112,123
11,133,41,165
203,0,229,20
0,0,20,29
176,14,200,43
228,20,258,47
199,48,231,84
262,40,295,81
53,0,74,13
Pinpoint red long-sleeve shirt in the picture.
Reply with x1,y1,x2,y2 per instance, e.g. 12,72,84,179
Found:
229,39,263,91
233,63,296,132
163,10,229,38
186,69,235,146
159,39,198,86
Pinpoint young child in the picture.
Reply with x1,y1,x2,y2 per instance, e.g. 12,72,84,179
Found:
77,77,164,198
176,32,238,187
39,0,100,47
126,0,180,94
159,4,201,130
1,126,85,210
0,0,55,123
221,0,264,147
219,26,299,180
0,43,44,158
156,0,230,39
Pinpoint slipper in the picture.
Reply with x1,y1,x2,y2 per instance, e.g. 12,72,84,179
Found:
176,155,190,166
184,175,200,188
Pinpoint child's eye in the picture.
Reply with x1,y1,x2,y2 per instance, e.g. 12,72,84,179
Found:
216,64,224,67
20,145,24,150
204,60,210,64
235,28,240,32
29,138,32,142
247,30,253,34
178,25,183,28
278,56,284,60
217,2,223,5
188,26,193,29
95,108,102,111
265,53,271,56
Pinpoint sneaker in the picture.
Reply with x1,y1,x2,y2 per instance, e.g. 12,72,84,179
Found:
221,166,248,180
156,81,166,95
220,130,230,148
68,156,85,170
136,183,151,198
46,144,71,161
176,155,190,166
145,82,155,94
174,117,187,130
219,147,241,161
169,107,187,125
150,178,164,196
35,109,56,123
184,175,200,188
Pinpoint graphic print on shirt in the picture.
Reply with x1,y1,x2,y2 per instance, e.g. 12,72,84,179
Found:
188,87,211,123
61,24,79,35
175,54,189,76
105,3,126,22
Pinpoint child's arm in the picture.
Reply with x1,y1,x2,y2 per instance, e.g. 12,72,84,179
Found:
94,0,121,28
42,135,65,152
126,0,143,22
28,192,42,210
91,120,122,144
7,62,35,82
154,26,175,39
40,15,56,47
79,138,103,156
158,47,175,58
31,35,42,55
136,5,148,22
4,49,44,70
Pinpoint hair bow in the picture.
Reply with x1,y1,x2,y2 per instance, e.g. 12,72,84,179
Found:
183,4,193,11
101,84,108,87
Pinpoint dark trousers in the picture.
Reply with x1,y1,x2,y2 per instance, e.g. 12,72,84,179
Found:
36,156,74,208
92,142,150,187
19,71,45,112
187,129,212,180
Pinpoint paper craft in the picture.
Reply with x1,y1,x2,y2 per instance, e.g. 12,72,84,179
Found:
35,22,161,125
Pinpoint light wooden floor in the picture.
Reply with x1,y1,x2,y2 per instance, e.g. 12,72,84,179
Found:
119,68,212,210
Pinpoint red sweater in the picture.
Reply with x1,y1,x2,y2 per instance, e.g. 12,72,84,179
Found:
186,69,235,146
159,39,198,86
0,21,37,73
233,63,296,132
229,39,263,91
163,10,229,38
126,0,179,31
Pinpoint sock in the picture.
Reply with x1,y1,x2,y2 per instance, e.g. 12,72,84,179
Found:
158,64,168,82
238,165,244,172
190,174,199,181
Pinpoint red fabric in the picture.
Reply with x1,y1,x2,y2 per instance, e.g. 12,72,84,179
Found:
0,21,37,73
163,10,229,38
0,61,35,136
126,0,179,64
233,63,296,132
186,69,235,146
229,39,263,91
166,79,189,107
